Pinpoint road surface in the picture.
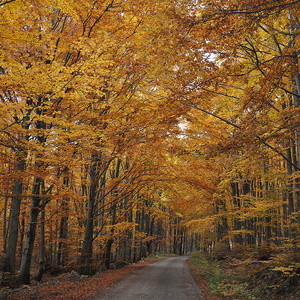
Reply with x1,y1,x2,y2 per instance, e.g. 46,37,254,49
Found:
90,256,205,300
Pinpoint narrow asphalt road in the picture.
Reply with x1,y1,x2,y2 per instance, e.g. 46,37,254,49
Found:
90,256,205,300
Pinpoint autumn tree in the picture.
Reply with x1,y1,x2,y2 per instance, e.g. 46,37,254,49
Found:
0,0,199,285
160,0,300,260
3,0,300,288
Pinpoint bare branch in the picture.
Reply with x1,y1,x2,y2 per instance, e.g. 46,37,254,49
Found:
0,0,17,7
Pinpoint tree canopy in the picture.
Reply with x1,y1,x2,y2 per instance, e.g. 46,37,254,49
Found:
1,0,300,289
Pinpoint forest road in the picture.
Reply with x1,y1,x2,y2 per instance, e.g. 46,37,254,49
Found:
88,256,205,300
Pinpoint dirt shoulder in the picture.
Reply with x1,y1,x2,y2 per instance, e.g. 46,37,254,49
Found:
6,259,160,300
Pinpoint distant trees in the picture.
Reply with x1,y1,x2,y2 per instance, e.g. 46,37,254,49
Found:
167,0,300,263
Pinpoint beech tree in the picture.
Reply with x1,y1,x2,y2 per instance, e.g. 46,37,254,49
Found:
0,0,197,284
164,0,300,259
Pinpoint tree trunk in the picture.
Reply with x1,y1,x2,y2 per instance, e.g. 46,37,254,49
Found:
4,158,26,275
19,177,42,285
104,238,113,269
78,153,101,275
103,158,121,269
78,200,95,274
35,208,45,282
58,175,69,267
2,196,8,253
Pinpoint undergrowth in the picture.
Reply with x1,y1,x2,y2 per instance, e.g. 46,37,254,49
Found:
189,251,257,300
189,249,300,300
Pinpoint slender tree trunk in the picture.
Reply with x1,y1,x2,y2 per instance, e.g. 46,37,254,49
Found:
2,196,9,254
19,177,43,285
4,158,26,275
293,86,300,212
103,158,121,269
18,102,47,284
104,238,113,269
35,208,45,282
231,182,243,245
58,174,69,267
78,200,95,274
3,103,31,276
78,153,101,275
288,9,300,221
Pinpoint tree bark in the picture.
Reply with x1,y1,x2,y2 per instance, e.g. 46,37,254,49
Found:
4,158,26,275
103,158,121,269
58,174,69,267
19,177,43,285
35,208,45,282
78,153,101,275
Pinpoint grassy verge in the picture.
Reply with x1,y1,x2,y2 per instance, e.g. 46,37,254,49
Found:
189,251,257,300
189,250,300,300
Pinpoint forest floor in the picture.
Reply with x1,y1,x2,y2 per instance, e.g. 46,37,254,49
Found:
189,251,300,300
4,259,161,300
2,256,222,300
5,254,299,300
